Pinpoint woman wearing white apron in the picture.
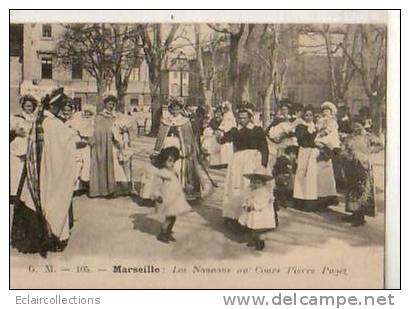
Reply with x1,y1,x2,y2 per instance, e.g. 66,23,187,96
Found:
315,102,339,208
219,105,269,222
293,106,319,211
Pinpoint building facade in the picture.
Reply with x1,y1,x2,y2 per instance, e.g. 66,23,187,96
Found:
17,23,152,113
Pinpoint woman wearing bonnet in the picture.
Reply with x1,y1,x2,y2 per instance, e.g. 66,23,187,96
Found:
315,101,340,208
148,97,215,201
11,88,81,257
89,95,128,198
219,102,269,223
10,95,38,200
293,105,319,211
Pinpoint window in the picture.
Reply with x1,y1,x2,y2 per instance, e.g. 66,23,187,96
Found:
130,65,140,81
72,59,83,79
130,98,139,106
73,97,82,111
42,24,52,38
41,57,52,79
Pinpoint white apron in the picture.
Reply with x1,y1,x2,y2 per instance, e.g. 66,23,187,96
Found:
222,149,262,219
293,147,319,200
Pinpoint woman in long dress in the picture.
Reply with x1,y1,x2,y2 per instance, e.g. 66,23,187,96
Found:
11,88,81,257
10,95,37,201
340,115,383,226
220,104,269,222
315,102,339,207
293,105,319,211
89,95,128,197
151,98,214,201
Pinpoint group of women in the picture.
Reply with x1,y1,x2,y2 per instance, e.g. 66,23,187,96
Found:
10,90,133,257
10,89,382,257
197,99,382,227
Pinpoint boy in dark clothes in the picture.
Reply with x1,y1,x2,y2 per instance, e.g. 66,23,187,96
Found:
273,145,299,210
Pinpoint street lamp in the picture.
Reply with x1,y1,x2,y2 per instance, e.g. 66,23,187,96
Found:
175,51,188,98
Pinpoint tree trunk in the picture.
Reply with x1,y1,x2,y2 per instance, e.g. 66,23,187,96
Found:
237,64,251,103
369,95,383,135
116,86,126,113
194,24,212,108
263,82,274,129
228,34,240,105
96,80,106,112
149,92,162,137
115,76,127,113
148,70,163,137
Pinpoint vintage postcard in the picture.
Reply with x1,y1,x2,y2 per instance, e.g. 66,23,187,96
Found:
9,10,395,289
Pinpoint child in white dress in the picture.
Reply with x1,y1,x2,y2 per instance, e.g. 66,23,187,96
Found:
151,147,192,243
315,101,341,150
238,166,276,251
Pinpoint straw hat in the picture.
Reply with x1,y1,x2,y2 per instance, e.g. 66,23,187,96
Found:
243,166,274,182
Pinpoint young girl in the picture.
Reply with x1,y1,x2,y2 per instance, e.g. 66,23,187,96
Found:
152,147,192,243
238,167,276,251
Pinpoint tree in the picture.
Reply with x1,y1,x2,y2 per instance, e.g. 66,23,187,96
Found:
57,24,143,112
109,25,143,112
136,24,179,136
251,24,289,128
319,24,359,105
207,24,257,106
176,24,225,108
339,24,386,133
56,24,114,109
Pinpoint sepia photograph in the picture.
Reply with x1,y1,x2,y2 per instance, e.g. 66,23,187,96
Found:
9,10,394,289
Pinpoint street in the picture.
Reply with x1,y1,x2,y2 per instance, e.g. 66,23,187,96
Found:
10,136,385,289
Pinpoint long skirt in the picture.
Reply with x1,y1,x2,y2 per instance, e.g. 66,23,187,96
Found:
344,159,376,217
222,149,263,220
293,147,319,200
176,156,203,200
10,155,24,196
220,142,233,166
11,200,72,254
